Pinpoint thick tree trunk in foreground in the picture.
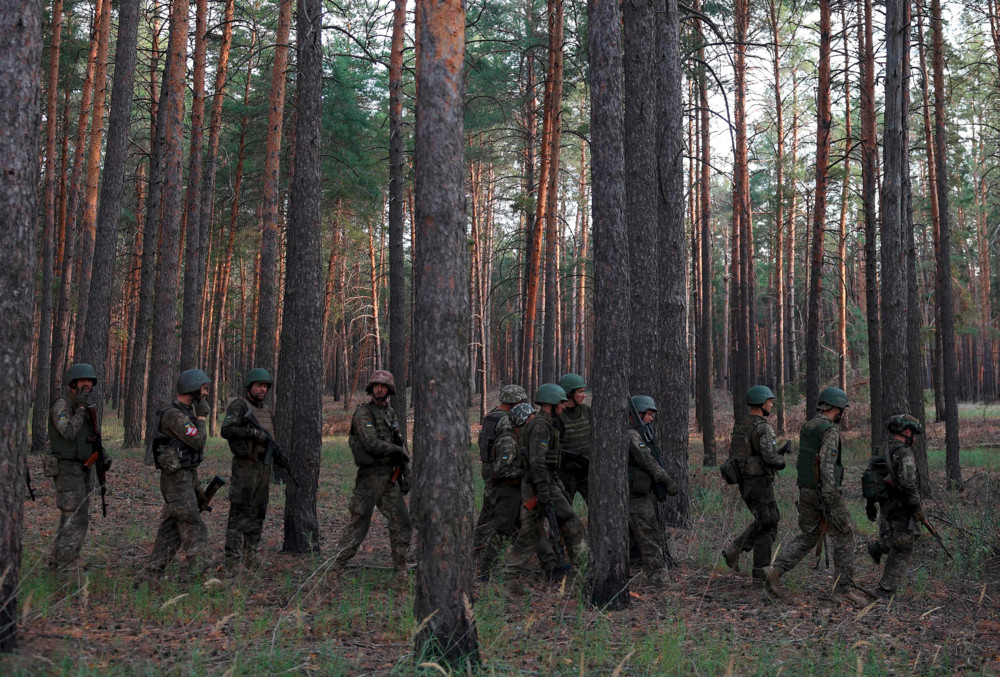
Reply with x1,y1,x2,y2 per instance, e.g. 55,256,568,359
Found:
279,0,324,553
412,0,481,665
587,0,630,610
0,0,41,651
388,0,408,442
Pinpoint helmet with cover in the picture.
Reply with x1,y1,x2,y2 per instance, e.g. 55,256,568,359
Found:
509,402,536,428
886,413,922,435
499,384,528,405
365,370,396,396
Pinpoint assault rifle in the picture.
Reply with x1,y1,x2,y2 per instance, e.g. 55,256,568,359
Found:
545,504,570,572
919,516,954,560
244,411,302,487
198,475,227,512
627,396,672,499
83,404,110,517
25,461,35,501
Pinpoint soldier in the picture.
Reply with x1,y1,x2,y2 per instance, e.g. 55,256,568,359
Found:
45,363,109,572
627,396,678,587
474,385,528,555
722,386,786,580
556,373,591,505
145,369,212,581
505,384,587,580
220,368,276,571
479,402,536,576
330,370,412,580
866,414,926,599
763,387,864,603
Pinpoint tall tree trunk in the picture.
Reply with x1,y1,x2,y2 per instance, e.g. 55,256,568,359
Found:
575,130,588,375
412,0,481,663
256,0,293,376
785,74,799,383
541,0,564,382
768,0,785,435
698,17,715,463
0,0,41,650
79,0,141,382
587,0,630,610
805,0,832,417
179,0,209,367
388,0,408,442
929,0,961,488
836,2,852,392
32,0,64,452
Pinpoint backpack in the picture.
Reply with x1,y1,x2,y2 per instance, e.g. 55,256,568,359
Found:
478,410,505,464
861,454,894,502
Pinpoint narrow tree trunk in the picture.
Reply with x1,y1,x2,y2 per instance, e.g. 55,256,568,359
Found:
698,17,715,463
541,0,564,382
768,0,785,435
575,130,588,375
836,2,852,392
388,0,408,441
785,75,799,383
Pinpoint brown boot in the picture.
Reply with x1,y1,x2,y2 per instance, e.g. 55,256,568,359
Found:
722,544,741,572
762,565,783,596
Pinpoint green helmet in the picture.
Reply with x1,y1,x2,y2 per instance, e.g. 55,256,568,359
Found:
534,383,568,405
177,368,211,395
559,373,587,394
887,414,922,435
64,363,98,386
746,385,776,406
244,368,273,389
509,402,536,428
499,384,528,405
817,387,849,411
631,395,657,414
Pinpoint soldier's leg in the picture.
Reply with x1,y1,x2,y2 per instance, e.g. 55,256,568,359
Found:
480,484,521,573
225,459,256,564
473,480,498,552
729,479,764,554
878,524,914,594
49,460,93,569
825,502,856,590
749,483,780,576
332,468,384,566
557,467,579,504
552,491,588,562
376,479,412,571
628,495,666,583
771,491,822,575
506,503,555,573
244,464,272,560
167,469,209,572
146,484,183,577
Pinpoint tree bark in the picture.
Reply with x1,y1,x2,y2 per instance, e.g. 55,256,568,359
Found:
698,16,715,463
388,0,408,442
0,0,41,650
541,0,564,383
836,2,852,392
767,0,785,436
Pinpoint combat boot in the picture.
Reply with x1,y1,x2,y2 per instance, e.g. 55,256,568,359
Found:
722,544,741,572
874,586,894,601
833,587,867,605
762,565,783,595
867,541,883,566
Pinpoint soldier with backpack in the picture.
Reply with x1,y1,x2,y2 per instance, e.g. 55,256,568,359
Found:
556,373,592,505
474,385,528,554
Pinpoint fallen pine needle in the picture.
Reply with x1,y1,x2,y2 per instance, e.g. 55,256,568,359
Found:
920,606,942,619
856,601,879,619
161,593,189,610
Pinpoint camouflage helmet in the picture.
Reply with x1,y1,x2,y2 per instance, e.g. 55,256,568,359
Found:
365,369,396,395
534,383,568,405
887,413,922,435
746,385,776,406
499,384,528,405
817,386,849,411
559,373,587,394
509,402,536,428
64,363,98,386
177,368,211,395
631,395,658,414
244,367,273,389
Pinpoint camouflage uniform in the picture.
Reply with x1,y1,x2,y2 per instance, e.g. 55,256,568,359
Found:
46,393,98,570
725,415,784,576
627,428,678,586
556,403,592,504
871,439,923,594
146,400,209,578
220,397,275,567
332,401,412,572
770,413,855,591
479,428,524,573
474,407,511,553
505,411,587,575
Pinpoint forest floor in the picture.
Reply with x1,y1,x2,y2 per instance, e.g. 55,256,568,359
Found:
3,392,999,675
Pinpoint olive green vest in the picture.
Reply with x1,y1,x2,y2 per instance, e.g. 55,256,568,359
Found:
348,402,397,466
796,416,843,488
48,396,94,462
558,404,592,459
521,411,559,469
730,415,766,477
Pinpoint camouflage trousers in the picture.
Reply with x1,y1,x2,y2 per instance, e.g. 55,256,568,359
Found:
506,479,587,575
146,467,208,577
48,458,94,569
873,514,915,593
557,455,589,506
729,476,780,573
473,473,497,553
225,458,271,565
479,481,522,573
333,465,412,570
629,492,667,584
772,487,855,589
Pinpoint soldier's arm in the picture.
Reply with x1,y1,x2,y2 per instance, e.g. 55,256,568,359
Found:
758,423,786,470
354,406,405,458
527,424,552,499
894,448,922,510
818,427,841,502
628,431,677,494
220,400,256,441
162,409,208,451
50,398,88,440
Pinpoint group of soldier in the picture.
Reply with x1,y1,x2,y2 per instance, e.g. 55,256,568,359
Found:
44,362,927,601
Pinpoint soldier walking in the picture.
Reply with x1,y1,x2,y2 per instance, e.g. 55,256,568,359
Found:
474,385,528,555
330,370,412,580
763,387,864,603
556,373,591,505
144,369,212,581
627,396,678,587
505,384,587,580
45,363,109,572
722,386,785,581
866,414,926,599
220,368,276,571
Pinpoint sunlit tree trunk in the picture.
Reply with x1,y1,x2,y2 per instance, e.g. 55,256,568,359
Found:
388,0,408,440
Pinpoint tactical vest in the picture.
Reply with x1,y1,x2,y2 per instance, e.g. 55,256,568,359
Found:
348,402,397,466
521,412,559,469
151,402,203,469
478,408,506,464
796,416,843,488
558,404,592,459
245,397,274,436
491,432,523,482
729,415,767,477
627,429,654,496
48,396,94,462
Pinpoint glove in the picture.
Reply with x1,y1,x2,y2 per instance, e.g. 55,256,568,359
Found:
195,398,211,418
913,505,926,523
866,501,878,523
534,486,551,506
399,468,411,495
254,429,270,445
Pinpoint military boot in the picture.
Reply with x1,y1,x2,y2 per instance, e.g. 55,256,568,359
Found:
762,565,783,596
722,544,741,572
867,541,884,566
833,587,867,605
874,586,894,601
